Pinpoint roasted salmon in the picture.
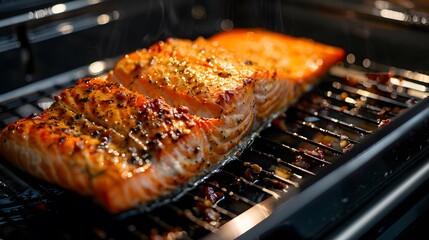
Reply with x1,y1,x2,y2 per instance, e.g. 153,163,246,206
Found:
0,78,223,213
0,30,344,213
111,30,344,122
109,37,259,119
210,29,345,118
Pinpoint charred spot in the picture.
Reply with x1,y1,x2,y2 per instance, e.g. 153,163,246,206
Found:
244,77,253,86
75,114,83,120
91,130,100,138
243,162,262,182
58,137,66,145
163,117,173,124
217,72,231,78
140,131,149,138
102,99,114,104
194,146,201,154
115,91,128,101
79,97,89,103
86,87,94,93
5,125,15,132
131,124,142,133
107,82,119,88
202,183,224,205
300,147,326,160
99,136,110,146
129,154,146,166
244,60,253,65
152,98,165,110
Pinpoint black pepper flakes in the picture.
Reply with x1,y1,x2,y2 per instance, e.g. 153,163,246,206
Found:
58,137,66,145
91,130,100,138
102,99,114,104
79,97,89,103
193,146,201,154
218,72,231,78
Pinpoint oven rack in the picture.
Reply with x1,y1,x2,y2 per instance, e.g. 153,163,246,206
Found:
1,57,429,239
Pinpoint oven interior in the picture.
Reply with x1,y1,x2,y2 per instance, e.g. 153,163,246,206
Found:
1,0,429,239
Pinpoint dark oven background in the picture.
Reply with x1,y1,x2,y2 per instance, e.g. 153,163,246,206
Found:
2,0,429,95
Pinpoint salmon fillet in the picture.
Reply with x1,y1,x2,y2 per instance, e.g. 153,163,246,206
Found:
109,37,259,119
108,38,257,156
210,29,345,119
0,78,221,213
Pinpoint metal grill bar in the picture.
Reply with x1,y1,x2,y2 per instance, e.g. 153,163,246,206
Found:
293,105,373,134
331,81,409,108
258,136,332,165
190,194,237,219
241,160,299,188
165,204,218,233
204,181,258,207
306,96,380,124
248,147,316,176
219,170,281,199
330,67,427,100
280,128,344,155
321,91,397,118
294,120,360,144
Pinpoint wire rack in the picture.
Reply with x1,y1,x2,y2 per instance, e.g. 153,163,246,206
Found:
0,57,428,239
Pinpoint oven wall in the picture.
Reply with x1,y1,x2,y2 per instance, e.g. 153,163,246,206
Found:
0,0,229,95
